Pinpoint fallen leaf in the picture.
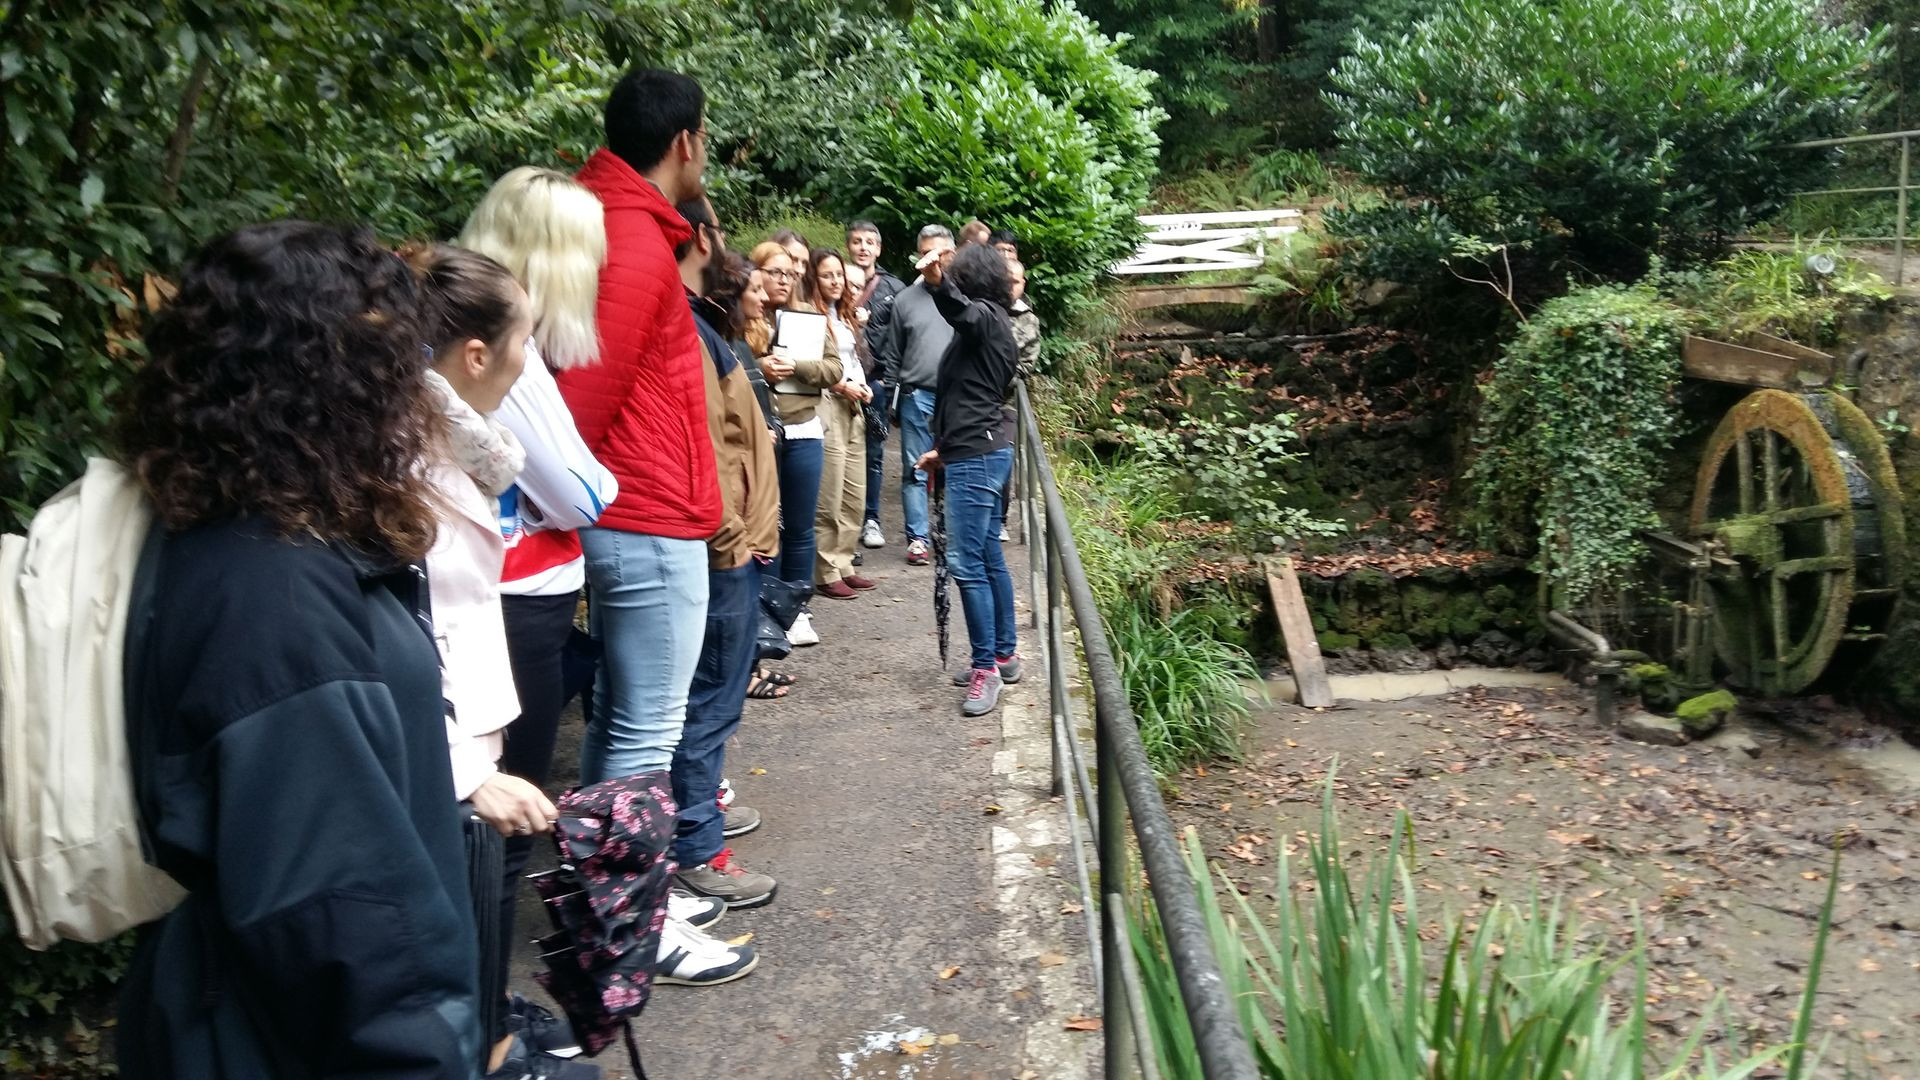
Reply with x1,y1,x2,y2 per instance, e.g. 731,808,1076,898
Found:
937,1033,960,1046
1859,958,1882,972
726,932,753,946
1064,1016,1103,1031
1037,952,1069,967
983,804,1004,815
1061,901,1085,914
749,767,767,775
899,1040,930,1057
939,965,962,980
1802,871,1824,881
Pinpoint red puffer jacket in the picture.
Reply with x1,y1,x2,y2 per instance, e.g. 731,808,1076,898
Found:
558,148,721,539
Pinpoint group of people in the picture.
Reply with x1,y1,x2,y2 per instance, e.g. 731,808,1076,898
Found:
114,65,1035,1080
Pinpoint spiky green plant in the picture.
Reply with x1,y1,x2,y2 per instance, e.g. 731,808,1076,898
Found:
1126,777,1839,1078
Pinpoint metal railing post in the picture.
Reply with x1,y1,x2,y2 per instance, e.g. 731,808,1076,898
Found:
1899,135,1911,287
1098,719,1135,1078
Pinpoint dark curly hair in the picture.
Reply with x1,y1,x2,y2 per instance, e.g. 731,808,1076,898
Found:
119,220,445,561
704,250,754,338
948,243,1013,310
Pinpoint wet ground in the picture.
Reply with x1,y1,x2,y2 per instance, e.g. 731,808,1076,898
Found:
1165,685,1920,1077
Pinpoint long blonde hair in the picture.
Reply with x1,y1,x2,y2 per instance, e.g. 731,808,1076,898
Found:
458,166,606,370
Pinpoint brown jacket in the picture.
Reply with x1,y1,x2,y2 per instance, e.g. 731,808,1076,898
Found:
700,338,781,570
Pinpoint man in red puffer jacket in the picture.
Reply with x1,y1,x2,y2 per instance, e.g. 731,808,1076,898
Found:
560,68,723,796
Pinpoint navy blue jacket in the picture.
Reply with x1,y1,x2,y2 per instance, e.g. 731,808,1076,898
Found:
119,518,481,1079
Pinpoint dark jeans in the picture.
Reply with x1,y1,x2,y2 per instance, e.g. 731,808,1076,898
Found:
495,590,579,1032
776,436,824,584
863,381,888,524
672,559,761,867
945,447,1018,670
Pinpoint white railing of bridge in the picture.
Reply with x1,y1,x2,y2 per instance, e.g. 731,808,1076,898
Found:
1112,208,1305,275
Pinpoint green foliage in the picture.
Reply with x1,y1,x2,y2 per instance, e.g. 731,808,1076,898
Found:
1328,0,1882,280
0,0,922,532
1,930,133,1074
828,0,1163,327
1468,284,1685,609
1127,778,1839,1078
1656,247,1890,345
1121,409,1345,549
1074,0,1257,123
1109,603,1256,771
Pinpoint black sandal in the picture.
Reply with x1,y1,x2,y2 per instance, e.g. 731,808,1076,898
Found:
759,670,797,687
747,674,789,700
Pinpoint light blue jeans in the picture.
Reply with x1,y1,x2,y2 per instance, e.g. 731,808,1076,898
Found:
578,527,710,783
945,448,1018,670
899,387,937,542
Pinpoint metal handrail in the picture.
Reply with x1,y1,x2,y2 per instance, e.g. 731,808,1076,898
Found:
1011,381,1260,1079
1782,129,1918,284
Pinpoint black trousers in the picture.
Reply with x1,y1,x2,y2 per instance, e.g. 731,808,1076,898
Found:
494,590,580,1029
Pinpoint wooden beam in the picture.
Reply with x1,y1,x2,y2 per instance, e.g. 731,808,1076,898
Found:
1121,283,1254,311
1266,557,1333,708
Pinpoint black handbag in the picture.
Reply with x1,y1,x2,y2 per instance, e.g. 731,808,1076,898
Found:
755,576,813,663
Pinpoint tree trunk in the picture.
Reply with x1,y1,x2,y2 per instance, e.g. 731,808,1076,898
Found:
161,49,215,205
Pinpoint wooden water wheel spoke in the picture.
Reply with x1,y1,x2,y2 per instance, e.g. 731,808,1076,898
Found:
1689,390,1905,695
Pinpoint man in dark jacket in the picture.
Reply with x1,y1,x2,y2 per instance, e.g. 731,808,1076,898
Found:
848,219,904,550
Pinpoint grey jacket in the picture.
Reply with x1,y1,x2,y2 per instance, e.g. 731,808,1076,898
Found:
879,279,956,390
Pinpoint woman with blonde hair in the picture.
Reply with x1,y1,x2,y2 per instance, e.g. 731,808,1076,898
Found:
750,239,840,645
454,167,632,1068
807,247,874,599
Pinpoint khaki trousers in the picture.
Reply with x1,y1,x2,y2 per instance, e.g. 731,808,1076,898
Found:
813,394,867,585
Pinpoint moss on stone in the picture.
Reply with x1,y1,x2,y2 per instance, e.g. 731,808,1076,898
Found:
1318,631,1361,653
1674,689,1737,734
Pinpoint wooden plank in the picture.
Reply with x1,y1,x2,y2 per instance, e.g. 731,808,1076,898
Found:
1266,557,1333,707
1681,335,1832,389
1121,283,1255,310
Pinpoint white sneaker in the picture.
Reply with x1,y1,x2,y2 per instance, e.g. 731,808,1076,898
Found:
998,525,1011,542
786,611,820,647
667,890,726,930
861,519,886,548
654,916,758,986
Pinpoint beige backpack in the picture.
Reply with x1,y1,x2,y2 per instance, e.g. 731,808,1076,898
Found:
0,458,183,948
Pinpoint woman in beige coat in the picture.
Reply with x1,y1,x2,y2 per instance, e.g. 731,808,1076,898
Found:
805,247,874,599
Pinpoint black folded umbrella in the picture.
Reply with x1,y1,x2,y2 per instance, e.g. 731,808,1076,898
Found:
930,469,950,667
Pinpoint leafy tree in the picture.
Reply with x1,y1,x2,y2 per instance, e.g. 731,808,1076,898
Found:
1075,0,1258,162
828,0,1164,325
1328,0,1882,280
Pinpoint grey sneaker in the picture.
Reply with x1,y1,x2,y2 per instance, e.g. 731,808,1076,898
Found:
952,655,1021,686
861,519,886,548
961,667,1003,716
676,848,777,908
721,804,762,838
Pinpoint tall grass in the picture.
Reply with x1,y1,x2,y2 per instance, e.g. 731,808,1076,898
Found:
1051,448,1259,773
1127,779,1838,1079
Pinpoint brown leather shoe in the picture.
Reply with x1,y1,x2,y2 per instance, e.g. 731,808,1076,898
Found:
816,580,857,599
843,574,878,590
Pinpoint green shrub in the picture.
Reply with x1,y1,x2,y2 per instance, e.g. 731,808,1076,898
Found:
1120,409,1345,551
1,930,133,1074
1328,0,1881,279
1110,600,1256,772
1467,284,1685,609
1657,246,1890,346
1127,779,1839,1078
827,0,1164,326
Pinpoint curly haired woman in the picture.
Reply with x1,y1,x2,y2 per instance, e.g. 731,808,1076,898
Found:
116,221,483,1078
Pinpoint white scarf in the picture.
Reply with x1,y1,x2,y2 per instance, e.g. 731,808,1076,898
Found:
424,369,525,498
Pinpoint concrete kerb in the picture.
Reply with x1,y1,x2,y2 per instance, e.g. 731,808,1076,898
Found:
991,591,1098,1079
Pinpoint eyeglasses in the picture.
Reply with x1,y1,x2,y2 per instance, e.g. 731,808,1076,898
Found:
765,269,798,281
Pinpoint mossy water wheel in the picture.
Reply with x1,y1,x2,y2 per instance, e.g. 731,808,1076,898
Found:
1689,390,1905,694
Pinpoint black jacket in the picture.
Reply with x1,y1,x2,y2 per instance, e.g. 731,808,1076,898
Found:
120,518,482,1080
929,275,1019,463
861,266,908,380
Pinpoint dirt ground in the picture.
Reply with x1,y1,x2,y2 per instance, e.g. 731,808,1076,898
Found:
1163,684,1920,1077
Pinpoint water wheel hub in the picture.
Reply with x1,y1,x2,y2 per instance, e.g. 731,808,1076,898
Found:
1688,390,1904,694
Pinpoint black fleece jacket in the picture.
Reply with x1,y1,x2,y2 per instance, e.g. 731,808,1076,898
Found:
119,518,481,1080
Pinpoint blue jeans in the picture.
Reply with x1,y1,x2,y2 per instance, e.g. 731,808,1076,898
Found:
899,387,936,542
578,528,709,783
776,435,824,584
945,447,1018,670
863,381,887,524
672,559,759,867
